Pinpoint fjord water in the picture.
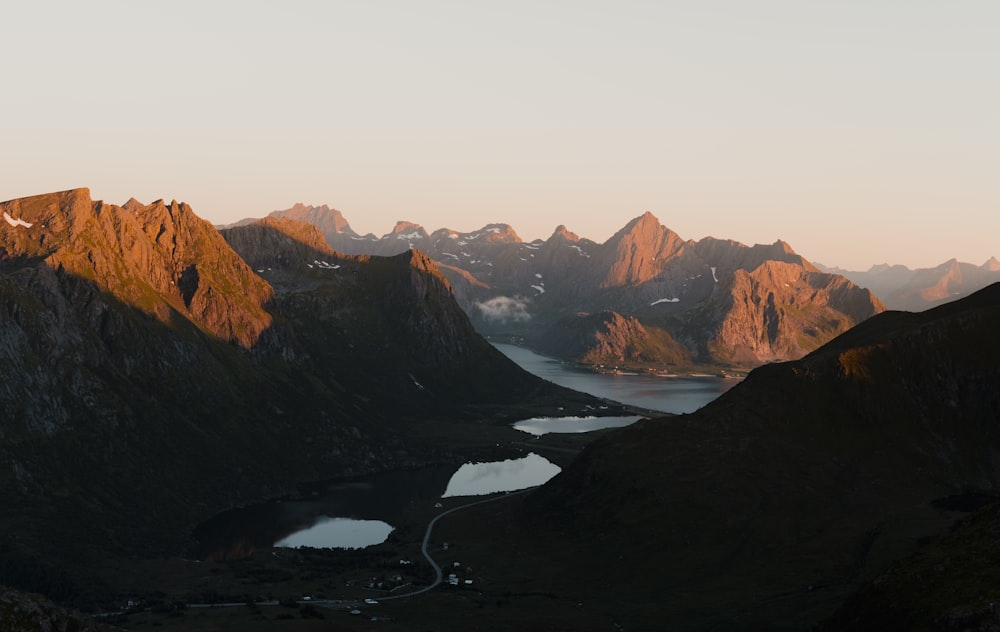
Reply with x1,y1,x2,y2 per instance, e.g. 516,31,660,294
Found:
493,342,737,414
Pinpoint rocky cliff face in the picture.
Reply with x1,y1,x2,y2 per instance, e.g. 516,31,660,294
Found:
596,211,688,288
1,188,272,348
534,311,693,368
701,260,885,364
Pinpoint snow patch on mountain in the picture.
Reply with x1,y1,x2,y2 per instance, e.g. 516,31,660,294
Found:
4,212,33,228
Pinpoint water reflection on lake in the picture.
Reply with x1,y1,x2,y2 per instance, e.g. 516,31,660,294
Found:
275,517,394,549
513,415,643,436
494,342,737,414
192,465,455,560
442,453,561,497
195,347,736,556
194,453,563,557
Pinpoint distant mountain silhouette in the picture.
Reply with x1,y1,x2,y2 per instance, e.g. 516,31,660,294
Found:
816,257,1000,311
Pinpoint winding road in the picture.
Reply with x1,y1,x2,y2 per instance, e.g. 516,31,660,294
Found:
382,487,533,600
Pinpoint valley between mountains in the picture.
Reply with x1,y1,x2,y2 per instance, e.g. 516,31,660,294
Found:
2,188,1000,631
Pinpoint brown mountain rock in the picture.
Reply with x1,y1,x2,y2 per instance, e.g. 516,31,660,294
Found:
598,211,688,288
232,205,886,369
1,188,272,347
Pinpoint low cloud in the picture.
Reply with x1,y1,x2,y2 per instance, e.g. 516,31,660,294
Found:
474,296,531,323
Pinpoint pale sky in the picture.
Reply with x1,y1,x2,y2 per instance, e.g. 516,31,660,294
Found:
3,1,997,269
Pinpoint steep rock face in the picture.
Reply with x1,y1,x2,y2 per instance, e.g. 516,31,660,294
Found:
1,189,272,348
702,261,885,364
597,211,688,288
520,283,1000,630
534,311,692,368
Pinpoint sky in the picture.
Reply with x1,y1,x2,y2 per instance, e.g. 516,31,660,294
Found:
3,1,997,270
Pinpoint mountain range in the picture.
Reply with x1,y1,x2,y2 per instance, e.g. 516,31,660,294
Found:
4,187,998,630
235,204,888,369
817,257,1000,312
0,189,601,601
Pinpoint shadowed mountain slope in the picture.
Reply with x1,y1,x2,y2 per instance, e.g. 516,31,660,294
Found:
509,283,1000,630
820,498,1000,631
0,189,598,602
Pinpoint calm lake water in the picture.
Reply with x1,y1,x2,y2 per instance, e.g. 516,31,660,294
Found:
192,465,454,559
193,453,562,557
195,346,736,555
275,517,394,549
442,453,561,497
513,415,644,436
494,342,738,414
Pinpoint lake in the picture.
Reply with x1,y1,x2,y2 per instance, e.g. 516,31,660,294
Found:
513,415,644,435
493,342,738,414
194,345,736,555
442,453,561,497
193,454,561,558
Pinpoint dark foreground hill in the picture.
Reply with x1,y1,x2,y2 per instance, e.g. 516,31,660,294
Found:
440,283,1000,630
0,189,600,603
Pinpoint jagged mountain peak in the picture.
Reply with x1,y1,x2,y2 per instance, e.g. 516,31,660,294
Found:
550,224,580,242
772,238,795,254
467,223,521,243
270,202,355,237
608,211,684,247
388,220,428,239
1,188,273,348
601,212,686,287
613,211,665,238
868,262,905,273
121,197,145,211
399,247,442,274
